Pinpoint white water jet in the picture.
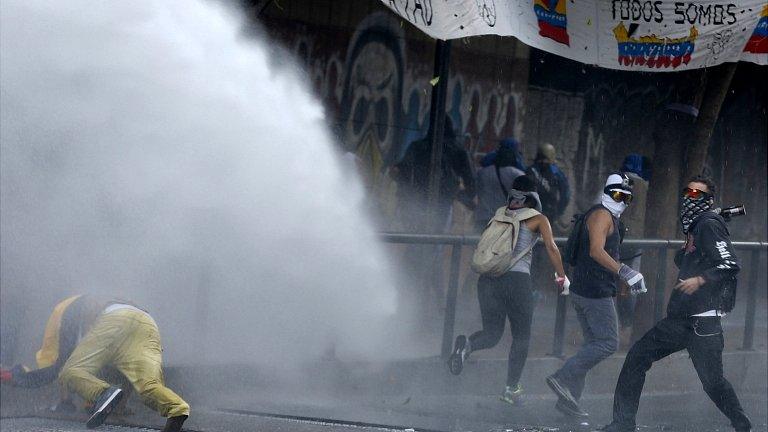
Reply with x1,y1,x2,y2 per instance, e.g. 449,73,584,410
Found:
0,0,405,366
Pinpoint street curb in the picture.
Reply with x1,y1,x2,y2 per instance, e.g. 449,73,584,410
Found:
164,349,767,401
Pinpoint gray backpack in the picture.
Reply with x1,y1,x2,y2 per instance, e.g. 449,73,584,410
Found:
471,206,539,277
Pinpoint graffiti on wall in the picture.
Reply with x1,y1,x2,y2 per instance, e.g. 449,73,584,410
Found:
264,3,767,244
571,82,669,236
279,12,527,229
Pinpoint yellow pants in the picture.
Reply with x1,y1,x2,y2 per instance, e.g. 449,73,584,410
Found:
58,309,190,418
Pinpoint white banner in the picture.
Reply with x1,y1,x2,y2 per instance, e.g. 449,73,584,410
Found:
381,0,768,70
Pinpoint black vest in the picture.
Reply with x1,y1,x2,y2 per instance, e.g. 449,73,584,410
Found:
570,205,621,298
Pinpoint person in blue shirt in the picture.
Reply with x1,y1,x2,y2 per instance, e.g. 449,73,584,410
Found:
480,138,527,171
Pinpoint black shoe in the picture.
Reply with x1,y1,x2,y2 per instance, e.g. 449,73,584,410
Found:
734,417,752,432
448,335,468,375
86,386,123,429
596,422,635,432
162,415,188,432
555,399,589,418
545,375,579,410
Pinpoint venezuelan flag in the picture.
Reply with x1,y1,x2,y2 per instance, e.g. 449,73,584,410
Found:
534,0,569,46
614,23,697,69
744,5,768,54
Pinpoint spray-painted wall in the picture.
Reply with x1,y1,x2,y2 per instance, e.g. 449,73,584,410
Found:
253,0,766,240
253,1,530,231
248,1,767,323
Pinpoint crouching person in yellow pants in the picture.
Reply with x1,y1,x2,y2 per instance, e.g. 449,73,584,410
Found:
6,295,189,431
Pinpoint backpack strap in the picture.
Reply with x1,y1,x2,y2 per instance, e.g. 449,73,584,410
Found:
495,165,510,199
506,208,540,269
513,207,541,221
508,238,536,269
492,206,540,222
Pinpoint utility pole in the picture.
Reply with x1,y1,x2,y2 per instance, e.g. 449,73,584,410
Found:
633,63,738,341
425,39,452,233
685,63,738,179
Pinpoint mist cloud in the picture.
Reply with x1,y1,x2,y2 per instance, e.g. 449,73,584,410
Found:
1,0,405,366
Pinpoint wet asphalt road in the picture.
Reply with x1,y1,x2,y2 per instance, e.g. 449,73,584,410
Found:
0,416,532,432
2,382,765,432
0,416,584,432
2,392,767,432
1,416,413,432
1,408,765,432
0,418,155,432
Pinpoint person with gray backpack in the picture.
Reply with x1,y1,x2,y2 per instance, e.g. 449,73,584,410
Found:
449,175,569,406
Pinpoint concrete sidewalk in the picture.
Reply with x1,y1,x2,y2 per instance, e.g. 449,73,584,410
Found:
167,349,767,400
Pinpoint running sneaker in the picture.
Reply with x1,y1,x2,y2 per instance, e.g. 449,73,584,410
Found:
555,399,589,418
545,375,579,410
499,384,523,405
86,386,123,429
448,335,469,375
162,415,188,432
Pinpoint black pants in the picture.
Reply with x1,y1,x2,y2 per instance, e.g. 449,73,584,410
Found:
469,272,533,387
612,317,751,430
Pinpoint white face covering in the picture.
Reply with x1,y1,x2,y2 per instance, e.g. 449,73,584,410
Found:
601,193,627,217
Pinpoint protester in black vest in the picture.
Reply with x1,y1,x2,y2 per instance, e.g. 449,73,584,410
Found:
599,176,751,432
545,173,645,418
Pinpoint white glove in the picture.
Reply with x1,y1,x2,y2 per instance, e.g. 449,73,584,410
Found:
619,263,647,294
556,273,570,296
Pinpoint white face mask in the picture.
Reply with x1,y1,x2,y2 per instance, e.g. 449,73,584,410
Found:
601,193,627,217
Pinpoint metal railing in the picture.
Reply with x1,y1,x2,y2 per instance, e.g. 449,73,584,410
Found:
379,233,768,358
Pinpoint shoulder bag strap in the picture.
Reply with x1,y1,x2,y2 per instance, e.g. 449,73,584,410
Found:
508,239,536,269
507,209,539,269
495,165,509,199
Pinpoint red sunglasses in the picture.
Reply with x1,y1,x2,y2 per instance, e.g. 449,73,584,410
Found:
682,187,709,200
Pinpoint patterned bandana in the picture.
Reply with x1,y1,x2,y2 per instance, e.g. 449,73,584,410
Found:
680,196,713,234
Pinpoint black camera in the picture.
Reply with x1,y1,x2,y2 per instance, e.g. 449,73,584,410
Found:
714,204,746,221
